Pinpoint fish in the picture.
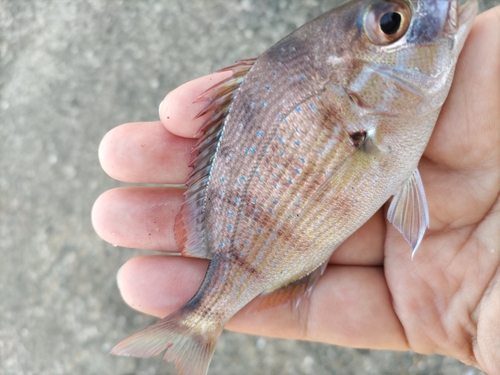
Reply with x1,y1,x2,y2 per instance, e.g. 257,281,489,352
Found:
111,0,478,373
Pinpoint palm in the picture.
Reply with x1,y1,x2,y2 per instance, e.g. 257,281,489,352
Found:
383,10,500,369
92,7,500,373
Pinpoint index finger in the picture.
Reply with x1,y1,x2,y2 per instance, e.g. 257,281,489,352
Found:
159,71,232,138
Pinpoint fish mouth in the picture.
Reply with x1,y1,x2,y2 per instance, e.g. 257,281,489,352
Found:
443,0,478,35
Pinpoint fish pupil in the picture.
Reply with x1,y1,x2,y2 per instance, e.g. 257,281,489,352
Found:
379,12,401,35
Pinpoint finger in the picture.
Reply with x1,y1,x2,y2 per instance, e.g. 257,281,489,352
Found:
94,185,385,263
92,187,184,252
424,8,500,171
420,8,500,230
99,121,195,184
118,256,408,350
159,72,232,138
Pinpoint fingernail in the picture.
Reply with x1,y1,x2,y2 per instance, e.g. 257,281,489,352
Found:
116,264,124,290
158,100,164,119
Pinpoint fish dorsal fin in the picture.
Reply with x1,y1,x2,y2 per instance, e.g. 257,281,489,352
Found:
387,168,430,258
257,261,328,310
174,59,256,259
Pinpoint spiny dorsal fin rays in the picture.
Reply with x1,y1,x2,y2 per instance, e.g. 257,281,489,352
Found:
174,59,256,259
387,168,430,258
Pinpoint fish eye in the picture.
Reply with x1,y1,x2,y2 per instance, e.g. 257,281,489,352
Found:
364,0,411,45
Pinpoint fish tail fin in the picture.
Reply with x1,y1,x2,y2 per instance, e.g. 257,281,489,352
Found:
111,308,221,375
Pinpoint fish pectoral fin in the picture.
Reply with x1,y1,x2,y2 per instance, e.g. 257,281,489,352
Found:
387,168,430,258
174,59,256,259
257,261,328,310
111,307,221,375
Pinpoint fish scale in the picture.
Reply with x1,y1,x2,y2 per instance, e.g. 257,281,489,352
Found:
111,0,478,373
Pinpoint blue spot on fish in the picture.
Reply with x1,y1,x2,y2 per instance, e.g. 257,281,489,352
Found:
256,131,264,138
309,103,317,112
295,140,301,146
251,102,257,108
221,177,226,182
250,147,256,154
295,168,301,174
228,225,233,231
241,176,246,182
273,200,278,205
227,211,234,216
296,106,302,113
261,101,266,107
235,198,240,204
265,85,271,90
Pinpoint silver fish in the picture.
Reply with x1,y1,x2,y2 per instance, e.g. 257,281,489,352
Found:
111,0,477,373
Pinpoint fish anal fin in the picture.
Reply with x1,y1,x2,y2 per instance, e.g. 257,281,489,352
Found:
257,261,328,311
174,59,256,259
387,168,430,258
111,307,221,375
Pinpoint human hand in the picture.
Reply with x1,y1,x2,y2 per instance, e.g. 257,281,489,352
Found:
92,6,500,373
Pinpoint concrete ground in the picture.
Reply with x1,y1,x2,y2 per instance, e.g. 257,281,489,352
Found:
1,1,497,374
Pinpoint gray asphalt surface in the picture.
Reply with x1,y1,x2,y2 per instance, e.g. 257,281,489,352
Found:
1,1,498,374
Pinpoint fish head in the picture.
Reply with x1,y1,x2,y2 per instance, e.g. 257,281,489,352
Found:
321,0,477,118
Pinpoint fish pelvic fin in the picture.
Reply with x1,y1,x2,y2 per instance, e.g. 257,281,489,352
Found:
111,307,221,375
174,58,256,259
258,260,328,310
387,168,430,258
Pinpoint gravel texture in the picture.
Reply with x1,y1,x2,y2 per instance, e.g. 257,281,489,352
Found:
1,1,498,374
